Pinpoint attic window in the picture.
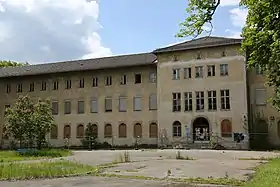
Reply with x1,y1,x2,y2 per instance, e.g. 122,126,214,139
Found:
196,53,201,59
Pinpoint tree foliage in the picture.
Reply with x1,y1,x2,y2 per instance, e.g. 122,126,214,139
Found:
0,60,25,67
177,0,280,110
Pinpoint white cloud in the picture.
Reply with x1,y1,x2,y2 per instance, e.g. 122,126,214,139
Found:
229,8,248,28
0,0,112,64
220,0,240,7
225,29,242,38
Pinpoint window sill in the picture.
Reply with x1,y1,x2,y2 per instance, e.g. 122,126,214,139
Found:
196,110,205,112
208,109,217,112
134,110,142,112
90,112,98,114
149,109,157,111
184,110,192,112
119,110,127,112
220,109,231,112
105,110,113,112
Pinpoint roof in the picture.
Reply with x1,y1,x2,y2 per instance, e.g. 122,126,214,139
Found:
153,36,243,54
0,53,157,78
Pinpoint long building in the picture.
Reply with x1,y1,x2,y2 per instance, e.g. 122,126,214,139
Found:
0,36,278,149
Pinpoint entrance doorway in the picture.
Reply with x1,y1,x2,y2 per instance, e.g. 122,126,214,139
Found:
193,117,210,141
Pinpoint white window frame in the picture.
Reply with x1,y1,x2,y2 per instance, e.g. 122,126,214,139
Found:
207,90,217,110
195,91,204,111
120,75,127,85
105,76,112,86
221,89,230,110
184,67,192,79
220,64,229,76
195,66,203,78
92,77,98,87
172,92,181,112
90,98,98,113
172,69,180,80
207,65,215,77
184,92,192,111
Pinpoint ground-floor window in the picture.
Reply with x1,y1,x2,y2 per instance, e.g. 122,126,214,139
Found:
173,121,182,137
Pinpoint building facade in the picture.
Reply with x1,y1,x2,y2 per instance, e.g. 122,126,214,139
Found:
0,36,279,149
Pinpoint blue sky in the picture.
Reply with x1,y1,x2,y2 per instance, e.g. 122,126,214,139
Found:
0,0,247,64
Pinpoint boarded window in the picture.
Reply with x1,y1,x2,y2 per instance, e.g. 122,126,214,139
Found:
119,123,127,138
133,96,142,111
221,119,232,137
50,125,58,139
90,99,98,113
64,125,71,138
76,124,84,138
149,123,158,138
119,97,127,112
104,124,112,138
173,121,182,137
149,94,157,110
134,123,142,138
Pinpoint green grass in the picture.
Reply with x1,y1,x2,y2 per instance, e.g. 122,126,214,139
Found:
238,157,274,161
0,160,99,180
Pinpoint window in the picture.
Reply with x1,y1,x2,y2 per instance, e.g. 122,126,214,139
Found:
149,94,157,110
79,78,84,88
135,74,142,84
149,72,157,83
208,90,217,110
255,89,266,105
184,92,192,111
63,125,71,138
221,119,232,137
195,66,203,78
119,96,127,112
134,123,142,138
196,91,204,111
119,123,127,138
184,67,191,79
133,96,142,111
104,124,112,138
172,93,181,112
220,64,228,76
76,124,84,138
105,76,112,86
28,82,34,92
256,65,264,75
16,83,22,93
6,84,11,93
77,101,85,114
65,79,71,89
221,89,230,110
90,98,98,113
64,101,71,114
105,97,112,112
207,65,215,77
172,68,180,80
53,80,59,90
52,101,59,115
120,75,127,85
50,125,58,139
41,81,47,91
149,123,158,138
92,77,98,87
173,121,182,137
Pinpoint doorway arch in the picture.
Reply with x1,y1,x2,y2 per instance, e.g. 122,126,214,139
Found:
192,117,210,141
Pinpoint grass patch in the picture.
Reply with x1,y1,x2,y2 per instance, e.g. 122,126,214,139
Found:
238,157,274,161
0,160,98,180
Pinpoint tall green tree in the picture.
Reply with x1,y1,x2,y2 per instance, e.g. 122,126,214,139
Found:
177,0,280,110
0,60,25,67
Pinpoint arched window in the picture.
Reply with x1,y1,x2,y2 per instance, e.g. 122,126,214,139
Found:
221,119,232,137
149,123,158,138
173,121,182,137
119,123,127,138
134,123,142,138
76,124,84,138
50,125,58,139
104,124,112,138
64,124,71,138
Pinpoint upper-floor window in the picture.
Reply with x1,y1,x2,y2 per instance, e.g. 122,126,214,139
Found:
90,98,98,113
119,96,127,112
195,66,203,78
208,90,217,110
16,83,22,93
135,74,142,84
92,77,98,87
207,65,216,77
149,94,157,110
65,79,71,89
172,68,180,80
105,97,112,112
52,101,59,115
133,96,142,111
221,89,230,110
41,81,47,91
53,80,59,90
6,84,11,93
120,75,127,85
64,101,71,114
255,88,266,106
172,92,181,112
77,100,85,114
220,64,229,76
184,92,192,111
149,72,157,83
29,82,35,92
256,65,264,75
196,91,204,111
184,67,191,79
105,76,112,86
79,78,84,88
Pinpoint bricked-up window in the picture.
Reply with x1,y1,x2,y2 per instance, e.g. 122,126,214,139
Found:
50,125,58,139
256,65,264,75
149,94,157,110
195,66,203,78
173,121,182,137
6,84,11,93
65,79,71,89
41,81,47,91
119,123,127,138
184,92,192,111
76,124,84,138
221,89,230,110
184,67,191,79
149,72,157,83
92,77,98,87
221,119,232,137
77,101,85,114
104,124,112,138
220,64,229,76
208,90,217,110
52,101,59,115
53,80,59,90
16,83,22,93
79,78,85,88
207,65,216,77
105,97,112,112
134,74,142,84
29,82,35,92
90,98,98,113
149,123,158,138
105,76,112,86
64,101,71,114
172,93,181,112
119,96,127,112
64,124,71,138
196,91,204,111
120,75,127,85
134,123,142,138
172,68,180,80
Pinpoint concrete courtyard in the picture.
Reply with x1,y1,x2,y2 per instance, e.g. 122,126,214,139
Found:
1,149,280,187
